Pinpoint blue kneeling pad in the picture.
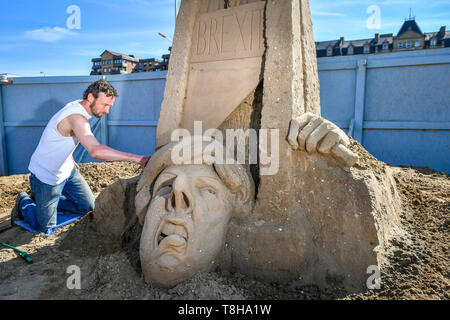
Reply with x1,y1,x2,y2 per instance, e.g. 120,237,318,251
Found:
14,213,85,237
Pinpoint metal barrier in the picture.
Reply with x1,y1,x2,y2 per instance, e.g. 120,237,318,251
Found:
0,72,166,175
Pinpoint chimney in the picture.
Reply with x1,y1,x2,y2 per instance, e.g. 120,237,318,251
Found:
440,26,446,38
374,33,379,43
340,37,344,47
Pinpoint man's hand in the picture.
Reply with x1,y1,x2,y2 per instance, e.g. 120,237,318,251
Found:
287,112,358,167
73,156,80,170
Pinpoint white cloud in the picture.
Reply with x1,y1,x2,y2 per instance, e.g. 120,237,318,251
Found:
24,27,76,43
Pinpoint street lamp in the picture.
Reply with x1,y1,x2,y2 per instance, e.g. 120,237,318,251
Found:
175,0,178,23
158,1,177,44
158,32,173,43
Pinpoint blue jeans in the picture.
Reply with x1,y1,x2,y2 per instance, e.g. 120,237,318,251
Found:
20,167,95,234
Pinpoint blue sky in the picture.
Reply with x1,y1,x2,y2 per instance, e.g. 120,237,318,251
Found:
0,0,448,77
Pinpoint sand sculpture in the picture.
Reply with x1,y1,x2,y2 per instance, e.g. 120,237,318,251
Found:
94,0,403,292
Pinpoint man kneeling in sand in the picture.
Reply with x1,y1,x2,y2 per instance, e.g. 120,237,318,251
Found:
11,80,150,235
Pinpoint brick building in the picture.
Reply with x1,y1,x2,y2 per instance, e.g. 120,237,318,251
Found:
316,19,449,58
90,50,166,75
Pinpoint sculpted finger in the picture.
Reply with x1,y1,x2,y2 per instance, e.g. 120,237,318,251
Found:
317,130,341,155
331,144,359,167
287,119,301,149
306,122,332,153
298,117,323,151
295,112,316,128
336,128,350,146
287,112,315,149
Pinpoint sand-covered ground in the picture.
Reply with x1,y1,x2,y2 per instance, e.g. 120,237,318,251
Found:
0,158,448,300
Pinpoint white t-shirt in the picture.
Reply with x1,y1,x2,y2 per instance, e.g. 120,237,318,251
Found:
28,100,92,185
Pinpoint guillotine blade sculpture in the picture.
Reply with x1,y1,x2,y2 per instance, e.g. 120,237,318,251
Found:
95,0,404,292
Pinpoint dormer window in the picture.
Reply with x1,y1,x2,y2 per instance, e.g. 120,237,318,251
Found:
327,47,333,56
364,45,370,53
430,39,437,46
348,47,353,54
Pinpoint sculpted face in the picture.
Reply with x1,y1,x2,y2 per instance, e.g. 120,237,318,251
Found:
140,164,234,287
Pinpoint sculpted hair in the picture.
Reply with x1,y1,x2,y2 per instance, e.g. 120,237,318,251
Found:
83,80,119,100
213,163,255,217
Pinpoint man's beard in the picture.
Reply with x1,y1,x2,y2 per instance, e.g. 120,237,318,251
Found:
89,101,102,118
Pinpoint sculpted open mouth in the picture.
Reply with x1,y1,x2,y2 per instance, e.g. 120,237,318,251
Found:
154,218,189,255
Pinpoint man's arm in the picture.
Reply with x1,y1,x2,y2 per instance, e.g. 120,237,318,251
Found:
69,114,150,167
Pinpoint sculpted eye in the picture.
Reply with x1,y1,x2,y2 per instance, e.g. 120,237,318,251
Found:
154,175,176,197
201,187,216,196
156,184,172,197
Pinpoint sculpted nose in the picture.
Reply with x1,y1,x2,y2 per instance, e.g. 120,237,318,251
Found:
167,175,193,215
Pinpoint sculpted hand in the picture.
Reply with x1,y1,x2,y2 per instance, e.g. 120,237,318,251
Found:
287,112,358,167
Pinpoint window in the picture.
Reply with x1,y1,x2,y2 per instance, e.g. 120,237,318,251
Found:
348,47,353,54
364,45,369,53
406,41,411,48
108,68,111,72
414,41,420,47
431,39,437,46
327,48,332,56
398,42,403,48
104,68,107,73
383,43,388,50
